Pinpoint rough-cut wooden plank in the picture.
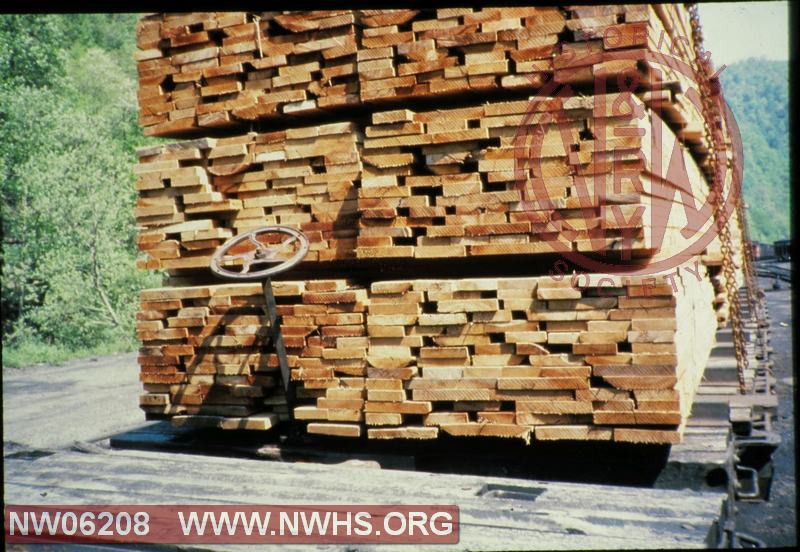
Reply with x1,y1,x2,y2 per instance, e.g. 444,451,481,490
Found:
535,425,614,441
614,428,682,444
367,426,438,439
440,423,532,442
307,423,362,437
4,447,725,549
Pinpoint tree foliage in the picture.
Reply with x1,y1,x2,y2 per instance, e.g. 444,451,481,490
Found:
721,58,790,243
1,14,160,354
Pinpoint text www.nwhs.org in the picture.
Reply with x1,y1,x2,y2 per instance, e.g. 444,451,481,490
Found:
5,506,459,544
177,510,455,537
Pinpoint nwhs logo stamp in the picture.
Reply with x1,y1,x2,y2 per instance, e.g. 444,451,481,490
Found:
513,32,744,276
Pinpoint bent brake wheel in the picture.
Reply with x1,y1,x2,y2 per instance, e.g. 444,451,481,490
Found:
209,226,309,280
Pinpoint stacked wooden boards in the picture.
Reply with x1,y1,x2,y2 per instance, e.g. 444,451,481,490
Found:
134,6,741,444
135,6,711,159
138,272,716,443
135,122,362,270
135,92,714,272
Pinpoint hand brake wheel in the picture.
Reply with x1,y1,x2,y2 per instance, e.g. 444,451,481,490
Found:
209,226,309,280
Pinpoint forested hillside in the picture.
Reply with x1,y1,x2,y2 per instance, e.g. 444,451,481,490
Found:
0,15,161,367
721,59,790,243
0,16,790,368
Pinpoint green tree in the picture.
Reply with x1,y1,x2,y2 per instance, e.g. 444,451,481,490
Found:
1,15,160,363
0,14,66,88
721,59,790,242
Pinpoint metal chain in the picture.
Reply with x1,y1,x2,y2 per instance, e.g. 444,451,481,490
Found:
688,4,749,393
737,199,761,320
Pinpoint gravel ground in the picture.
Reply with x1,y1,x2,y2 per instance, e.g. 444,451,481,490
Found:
2,351,143,451
733,278,796,546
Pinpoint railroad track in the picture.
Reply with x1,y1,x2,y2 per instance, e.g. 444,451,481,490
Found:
755,263,792,283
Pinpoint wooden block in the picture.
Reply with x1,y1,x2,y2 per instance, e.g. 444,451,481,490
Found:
593,411,682,425
368,427,439,439
593,365,676,377
534,425,613,441
516,413,585,425
419,346,470,360
497,377,588,390
601,376,677,390
307,423,362,438
364,400,432,414
365,412,403,426
436,299,500,313
418,313,468,325
424,412,470,426
573,343,617,355
326,388,365,400
317,398,365,410
412,389,495,401
537,287,582,299
139,393,169,406
367,366,418,379
365,378,403,390
294,406,329,420
476,412,516,424
219,414,279,430
516,400,592,414
367,389,407,402
326,409,363,422
614,428,681,444
440,423,531,442
408,377,495,389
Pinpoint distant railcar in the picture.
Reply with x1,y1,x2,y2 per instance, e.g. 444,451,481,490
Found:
748,241,774,260
748,241,761,260
774,239,792,261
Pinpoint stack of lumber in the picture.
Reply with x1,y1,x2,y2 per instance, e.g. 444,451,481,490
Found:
134,5,741,445
135,92,712,272
136,272,716,444
134,8,563,136
137,282,298,429
135,122,362,271
356,92,711,264
135,6,714,164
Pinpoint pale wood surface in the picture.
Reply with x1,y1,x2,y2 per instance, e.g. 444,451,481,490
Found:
4,443,724,550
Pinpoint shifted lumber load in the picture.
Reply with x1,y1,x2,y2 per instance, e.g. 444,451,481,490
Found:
133,5,739,449
135,122,361,270
135,92,715,273
135,8,563,135
137,270,717,444
136,4,712,164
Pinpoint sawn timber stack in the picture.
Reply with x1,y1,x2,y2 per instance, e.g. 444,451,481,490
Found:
135,93,717,272
138,272,716,444
134,6,745,445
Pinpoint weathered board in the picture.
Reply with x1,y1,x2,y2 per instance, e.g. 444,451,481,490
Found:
4,444,725,549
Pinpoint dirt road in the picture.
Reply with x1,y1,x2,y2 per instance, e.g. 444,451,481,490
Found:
2,351,143,451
